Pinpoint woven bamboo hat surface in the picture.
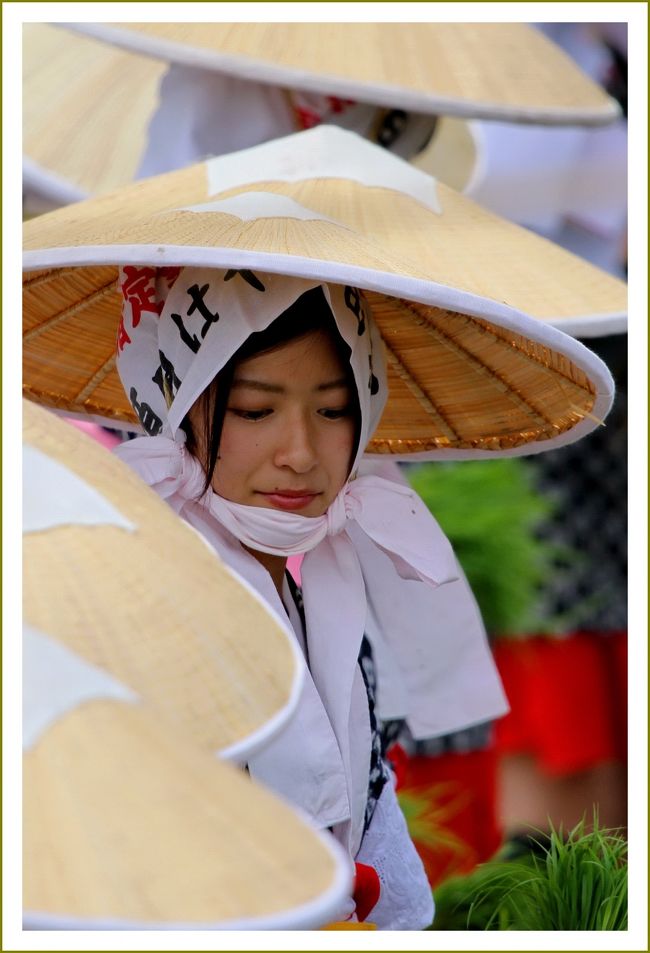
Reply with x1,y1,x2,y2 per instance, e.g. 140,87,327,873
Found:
23,126,618,460
23,23,166,201
23,638,349,929
68,21,620,126
410,116,627,340
23,399,302,761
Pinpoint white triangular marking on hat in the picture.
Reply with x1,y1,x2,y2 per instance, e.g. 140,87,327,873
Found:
206,125,441,214
23,624,139,750
23,444,135,533
178,190,349,226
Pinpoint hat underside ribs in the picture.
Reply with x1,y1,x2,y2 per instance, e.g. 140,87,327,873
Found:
23,268,596,453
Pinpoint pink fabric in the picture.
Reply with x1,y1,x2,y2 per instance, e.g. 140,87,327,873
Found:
67,419,121,450
287,554,303,585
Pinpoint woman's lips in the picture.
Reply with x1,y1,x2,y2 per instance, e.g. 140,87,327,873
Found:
259,491,320,511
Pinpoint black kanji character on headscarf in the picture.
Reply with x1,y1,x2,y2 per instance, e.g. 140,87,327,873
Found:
368,356,380,396
223,269,266,292
152,350,182,408
170,283,220,354
344,286,366,335
187,283,221,335
170,312,200,353
130,387,163,436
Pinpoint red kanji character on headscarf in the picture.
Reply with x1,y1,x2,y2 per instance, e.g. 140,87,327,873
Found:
120,266,163,328
158,266,181,289
116,316,132,353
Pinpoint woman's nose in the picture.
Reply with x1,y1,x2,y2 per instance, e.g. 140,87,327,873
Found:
273,415,318,473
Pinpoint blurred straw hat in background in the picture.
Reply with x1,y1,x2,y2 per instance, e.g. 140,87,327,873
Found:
23,23,166,210
23,21,621,212
69,21,621,125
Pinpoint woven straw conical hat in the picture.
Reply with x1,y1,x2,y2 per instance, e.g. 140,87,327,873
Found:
23,626,349,929
23,399,302,761
23,23,165,205
23,126,619,459
68,21,620,126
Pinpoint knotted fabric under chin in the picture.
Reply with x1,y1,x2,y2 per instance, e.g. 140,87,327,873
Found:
116,433,458,589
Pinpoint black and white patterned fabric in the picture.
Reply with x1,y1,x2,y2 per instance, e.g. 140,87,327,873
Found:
357,636,392,832
394,719,494,758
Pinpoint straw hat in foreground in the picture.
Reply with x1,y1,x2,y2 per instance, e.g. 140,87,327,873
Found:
68,21,620,126
23,624,350,929
23,399,302,761
23,126,621,459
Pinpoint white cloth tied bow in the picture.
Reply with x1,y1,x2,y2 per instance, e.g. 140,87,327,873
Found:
117,436,459,581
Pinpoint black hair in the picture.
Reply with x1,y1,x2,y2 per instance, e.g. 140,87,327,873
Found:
183,286,361,493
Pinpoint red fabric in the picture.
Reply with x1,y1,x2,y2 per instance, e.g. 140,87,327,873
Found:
390,745,502,889
353,863,381,922
325,95,355,114
493,631,628,775
387,741,409,791
294,106,322,129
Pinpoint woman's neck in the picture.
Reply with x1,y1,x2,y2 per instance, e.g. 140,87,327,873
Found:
244,546,287,597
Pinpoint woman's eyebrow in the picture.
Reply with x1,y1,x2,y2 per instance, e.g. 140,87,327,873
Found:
231,377,350,393
316,377,350,392
230,379,284,393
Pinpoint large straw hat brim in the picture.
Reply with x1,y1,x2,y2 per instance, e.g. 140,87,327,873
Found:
68,21,620,126
23,131,619,459
23,23,165,201
23,400,301,760
24,696,350,928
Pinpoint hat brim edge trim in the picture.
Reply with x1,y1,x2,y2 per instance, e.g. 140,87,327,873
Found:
22,241,619,373
23,156,90,205
548,313,628,338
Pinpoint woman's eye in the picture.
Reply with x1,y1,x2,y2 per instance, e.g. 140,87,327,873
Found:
228,408,272,421
318,406,352,420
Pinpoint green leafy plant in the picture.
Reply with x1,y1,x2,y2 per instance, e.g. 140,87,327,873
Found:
406,459,573,635
431,818,628,930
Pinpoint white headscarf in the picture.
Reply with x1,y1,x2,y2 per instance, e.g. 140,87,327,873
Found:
114,265,503,855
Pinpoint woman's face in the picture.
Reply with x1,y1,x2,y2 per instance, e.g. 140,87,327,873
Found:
198,330,357,517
